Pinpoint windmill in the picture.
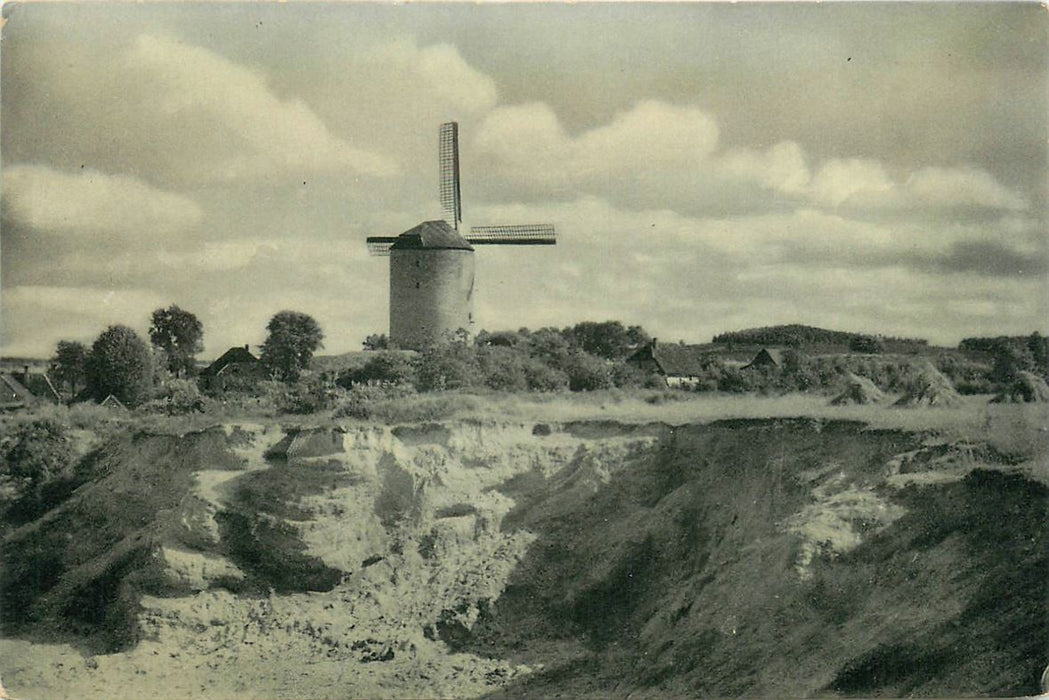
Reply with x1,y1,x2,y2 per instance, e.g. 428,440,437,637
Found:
366,122,557,350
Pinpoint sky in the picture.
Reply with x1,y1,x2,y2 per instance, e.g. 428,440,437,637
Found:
1,1,1047,359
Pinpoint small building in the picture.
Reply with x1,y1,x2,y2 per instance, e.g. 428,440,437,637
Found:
0,373,35,410
743,348,785,370
0,366,62,408
199,345,267,392
627,339,715,388
23,372,62,404
100,394,127,410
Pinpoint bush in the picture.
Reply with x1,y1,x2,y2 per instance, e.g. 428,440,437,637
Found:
717,367,755,393
276,375,342,415
478,347,529,392
416,343,483,392
341,351,418,388
334,383,417,419
1,419,75,485
143,379,209,415
339,392,482,424
522,357,569,392
563,353,614,392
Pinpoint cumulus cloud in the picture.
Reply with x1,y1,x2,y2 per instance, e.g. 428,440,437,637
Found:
464,195,1046,343
474,102,1029,218
405,43,499,114
2,165,203,236
475,100,719,191
903,167,1028,211
1,285,165,357
127,34,397,181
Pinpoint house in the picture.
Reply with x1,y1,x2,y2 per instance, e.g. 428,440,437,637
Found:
100,394,127,410
627,339,715,387
0,373,35,410
0,368,61,410
743,348,785,370
199,345,267,391
22,372,62,404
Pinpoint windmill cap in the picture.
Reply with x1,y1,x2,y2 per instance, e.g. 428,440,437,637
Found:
392,220,473,251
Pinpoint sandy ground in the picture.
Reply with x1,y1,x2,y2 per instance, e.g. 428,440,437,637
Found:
2,398,1047,699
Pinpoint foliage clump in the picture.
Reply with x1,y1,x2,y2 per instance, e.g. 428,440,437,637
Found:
85,325,154,407
261,311,324,382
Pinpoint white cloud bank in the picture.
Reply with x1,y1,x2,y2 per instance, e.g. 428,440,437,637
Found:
127,34,398,181
3,165,203,236
475,101,1028,216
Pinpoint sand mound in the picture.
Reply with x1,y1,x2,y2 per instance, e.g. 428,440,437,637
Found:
830,374,886,406
894,363,962,408
992,371,1049,404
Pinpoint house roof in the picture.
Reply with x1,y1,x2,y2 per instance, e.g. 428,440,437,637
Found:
744,348,785,368
100,394,127,409
0,373,34,405
630,342,714,377
203,346,260,376
391,220,473,252
24,373,61,401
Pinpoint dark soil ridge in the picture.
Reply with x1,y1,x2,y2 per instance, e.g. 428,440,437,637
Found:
467,420,1048,698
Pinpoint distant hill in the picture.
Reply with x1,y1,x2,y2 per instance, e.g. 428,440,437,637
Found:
712,324,930,354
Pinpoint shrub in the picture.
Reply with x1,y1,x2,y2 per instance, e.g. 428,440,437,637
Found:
1,419,75,485
478,347,529,392
276,375,342,415
341,351,418,388
717,367,755,393
334,383,417,419
143,379,209,415
609,361,650,389
339,392,482,424
563,352,614,392
416,343,483,392
523,357,569,392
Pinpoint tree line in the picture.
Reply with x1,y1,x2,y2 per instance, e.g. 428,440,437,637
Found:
48,306,324,407
712,324,930,353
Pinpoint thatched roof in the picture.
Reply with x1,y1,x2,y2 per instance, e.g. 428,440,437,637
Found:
100,394,127,410
743,348,785,369
992,371,1049,404
629,342,714,377
0,373,34,409
203,346,260,377
894,363,962,408
830,373,886,406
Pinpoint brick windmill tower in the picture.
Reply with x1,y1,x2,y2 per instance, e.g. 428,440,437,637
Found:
367,122,557,350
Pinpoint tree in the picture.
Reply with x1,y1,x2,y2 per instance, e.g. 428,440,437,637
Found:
260,311,324,381
50,340,88,396
563,321,650,360
149,305,204,376
85,325,154,406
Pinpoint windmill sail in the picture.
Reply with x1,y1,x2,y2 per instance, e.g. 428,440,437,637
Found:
439,122,462,230
366,236,398,256
467,224,557,245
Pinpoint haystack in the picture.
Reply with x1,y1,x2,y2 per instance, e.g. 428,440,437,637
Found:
830,373,886,406
992,371,1049,404
893,363,962,408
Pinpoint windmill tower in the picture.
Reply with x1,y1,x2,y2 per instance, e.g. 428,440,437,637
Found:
367,122,557,350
